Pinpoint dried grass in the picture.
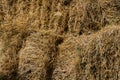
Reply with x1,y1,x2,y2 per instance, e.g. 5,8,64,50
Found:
0,0,119,35
0,31,23,80
52,35,80,80
77,25,120,80
58,25,120,79
18,31,63,80
62,26,120,80
0,0,119,79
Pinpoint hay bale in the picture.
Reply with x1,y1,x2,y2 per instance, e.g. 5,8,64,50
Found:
78,25,120,79
0,31,23,80
53,25,120,79
0,0,42,31
18,32,62,80
1,0,119,35
52,35,80,80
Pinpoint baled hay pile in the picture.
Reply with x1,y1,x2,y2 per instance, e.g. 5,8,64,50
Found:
0,0,119,35
0,0,69,34
54,25,120,80
18,31,63,80
0,0,119,79
78,25,120,80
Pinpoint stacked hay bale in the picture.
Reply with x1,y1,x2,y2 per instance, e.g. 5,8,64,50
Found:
18,31,63,80
0,0,119,35
78,25,120,79
0,0,119,79
54,25,120,80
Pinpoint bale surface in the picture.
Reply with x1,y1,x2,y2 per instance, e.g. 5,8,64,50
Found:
53,25,120,80
52,35,80,80
18,32,62,80
78,25,120,80
0,0,119,35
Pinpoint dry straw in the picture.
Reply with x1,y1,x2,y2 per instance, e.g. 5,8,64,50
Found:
78,25,120,80
0,31,23,80
52,35,80,80
18,31,63,80
0,0,120,35
55,25,120,80
0,0,119,79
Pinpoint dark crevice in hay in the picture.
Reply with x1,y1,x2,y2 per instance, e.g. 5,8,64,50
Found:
63,13,69,34
47,36,64,80
46,65,54,80
62,0,72,6
64,25,69,33
55,37,64,46
20,30,36,41
46,36,64,80
46,49,56,80
0,72,18,80
8,0,18,6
